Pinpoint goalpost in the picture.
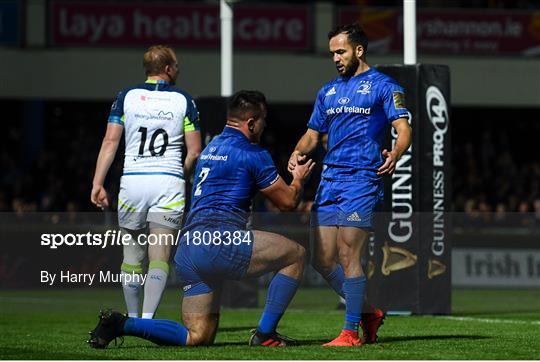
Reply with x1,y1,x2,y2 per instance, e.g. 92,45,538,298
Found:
371,0,452,314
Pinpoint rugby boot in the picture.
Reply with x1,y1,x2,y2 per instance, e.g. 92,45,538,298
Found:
360,308,385,344
322,329,362,347
249,329,298,347
87,309,127,349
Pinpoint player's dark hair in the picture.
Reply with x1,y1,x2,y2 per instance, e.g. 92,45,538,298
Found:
143,45,177,76
227,90,267,120
328,22,369,52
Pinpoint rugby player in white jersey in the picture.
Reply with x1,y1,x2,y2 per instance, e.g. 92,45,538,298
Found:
91,45,202,319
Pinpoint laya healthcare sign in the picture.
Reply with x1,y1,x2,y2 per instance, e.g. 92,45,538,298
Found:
49,1,311,50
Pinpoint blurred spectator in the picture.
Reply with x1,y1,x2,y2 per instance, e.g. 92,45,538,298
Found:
452,108,539,229
518,200,534,227
493,202,507,225
534,199,540,223
1,101,115,213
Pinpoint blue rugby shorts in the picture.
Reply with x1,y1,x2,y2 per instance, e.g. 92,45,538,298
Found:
174,226,254,297
311,177,383,230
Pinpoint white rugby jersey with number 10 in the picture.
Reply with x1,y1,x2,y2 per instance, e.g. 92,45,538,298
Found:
108,79,200,179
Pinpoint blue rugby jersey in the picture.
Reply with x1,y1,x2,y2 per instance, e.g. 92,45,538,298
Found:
308,68,409,181
184,127,279,229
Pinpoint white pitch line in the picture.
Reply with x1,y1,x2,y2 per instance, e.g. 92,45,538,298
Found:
439,316,540,326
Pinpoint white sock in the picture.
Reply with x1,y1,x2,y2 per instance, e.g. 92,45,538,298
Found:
142,264,169,319
121,271,142,317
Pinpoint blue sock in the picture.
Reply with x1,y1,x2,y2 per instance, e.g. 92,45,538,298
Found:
343,276,366,332
257,273,300,334
323,264,345,298
123,317,188,346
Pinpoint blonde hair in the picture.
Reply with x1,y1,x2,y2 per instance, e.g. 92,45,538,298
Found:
143,45,176,76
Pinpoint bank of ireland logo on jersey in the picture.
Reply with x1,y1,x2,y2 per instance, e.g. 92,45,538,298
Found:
325,87,336,97
357,80,372,95
338,97,350,105
209,146,217,153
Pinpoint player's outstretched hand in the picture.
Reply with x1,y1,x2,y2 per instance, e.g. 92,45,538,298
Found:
91,185,109,210
287,150,307,173
378,149,397,176
292,159,315,183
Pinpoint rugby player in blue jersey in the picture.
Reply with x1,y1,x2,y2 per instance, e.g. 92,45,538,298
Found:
288,23,412,346
88,90,315,348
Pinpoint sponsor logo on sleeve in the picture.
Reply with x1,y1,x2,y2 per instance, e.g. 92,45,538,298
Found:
392,91,406,109
269,174,280,186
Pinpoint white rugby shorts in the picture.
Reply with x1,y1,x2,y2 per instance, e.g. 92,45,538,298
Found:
117,174,185,230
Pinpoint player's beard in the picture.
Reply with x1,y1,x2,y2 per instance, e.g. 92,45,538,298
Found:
341,57,360,78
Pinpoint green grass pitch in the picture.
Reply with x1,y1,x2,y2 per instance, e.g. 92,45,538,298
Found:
1,287,539,359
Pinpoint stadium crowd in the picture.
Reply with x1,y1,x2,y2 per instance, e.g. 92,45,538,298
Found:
2,102,121,213
451,110,540,228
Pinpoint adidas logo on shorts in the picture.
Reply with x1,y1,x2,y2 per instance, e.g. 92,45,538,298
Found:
347,212,362,222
